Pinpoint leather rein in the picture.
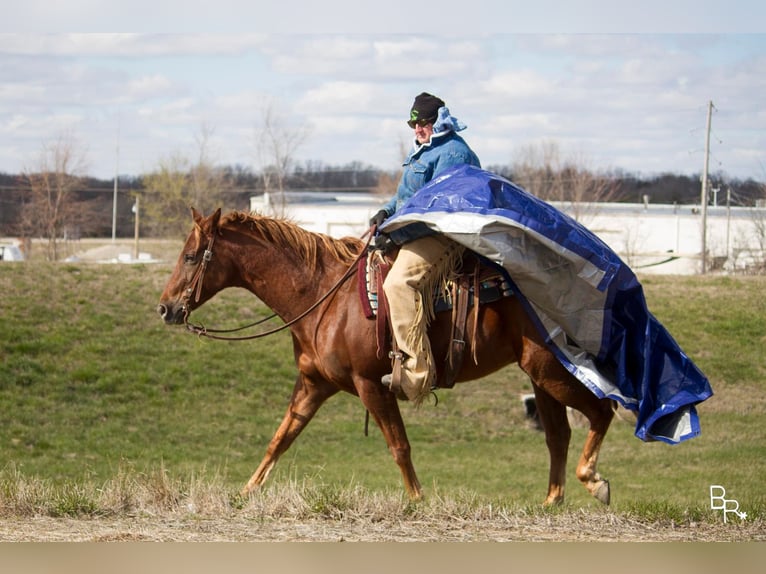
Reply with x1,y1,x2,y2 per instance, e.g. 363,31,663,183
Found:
182,225,375,341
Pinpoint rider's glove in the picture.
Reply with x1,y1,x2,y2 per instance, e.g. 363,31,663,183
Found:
372,232,394,253
369,209,389,228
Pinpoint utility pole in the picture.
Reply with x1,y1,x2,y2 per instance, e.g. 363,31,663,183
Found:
700,100,713,274
133,195,140,261
725,187,732,264
112,120,120,242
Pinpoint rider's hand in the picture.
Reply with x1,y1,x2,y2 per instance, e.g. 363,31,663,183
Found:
372,232,394,253
369,209,388,228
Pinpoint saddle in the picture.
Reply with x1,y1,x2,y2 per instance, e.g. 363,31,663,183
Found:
358,247,513,392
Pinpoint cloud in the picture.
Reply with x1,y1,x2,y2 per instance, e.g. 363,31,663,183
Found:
0,33,268,57
298,82,378,114
264,36,489,83
481,70,555,100
0,32,763,181
127,74,175,99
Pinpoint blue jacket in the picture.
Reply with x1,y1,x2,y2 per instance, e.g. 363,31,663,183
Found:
382,130,481,216
382,129,480,245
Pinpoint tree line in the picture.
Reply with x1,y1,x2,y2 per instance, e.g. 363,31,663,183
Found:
1,137,763,260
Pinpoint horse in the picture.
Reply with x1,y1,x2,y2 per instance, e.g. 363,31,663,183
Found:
157,207,615,505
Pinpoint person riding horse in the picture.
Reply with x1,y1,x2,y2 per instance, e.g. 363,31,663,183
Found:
370,92,481,403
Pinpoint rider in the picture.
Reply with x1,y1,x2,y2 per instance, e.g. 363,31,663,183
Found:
370,92,481,403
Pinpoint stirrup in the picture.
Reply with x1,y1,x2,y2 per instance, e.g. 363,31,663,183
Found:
381,373,409,401
382,350,408,400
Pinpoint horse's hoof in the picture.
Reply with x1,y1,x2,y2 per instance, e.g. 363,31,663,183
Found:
542,493,565,506
593,479,610,505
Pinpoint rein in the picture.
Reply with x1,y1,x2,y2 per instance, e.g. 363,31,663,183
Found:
182,225,375,341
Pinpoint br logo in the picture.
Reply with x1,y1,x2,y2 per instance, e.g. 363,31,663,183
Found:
710,485,747,522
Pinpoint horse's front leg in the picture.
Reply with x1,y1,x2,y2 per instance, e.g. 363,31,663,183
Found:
241,373,338,496
356,378,422,500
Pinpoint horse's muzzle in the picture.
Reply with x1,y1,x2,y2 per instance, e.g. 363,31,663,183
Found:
157,302,185,325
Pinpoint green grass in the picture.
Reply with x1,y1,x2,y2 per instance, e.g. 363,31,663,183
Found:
1,261,765,523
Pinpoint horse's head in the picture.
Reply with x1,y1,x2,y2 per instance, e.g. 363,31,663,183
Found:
157,207,223,325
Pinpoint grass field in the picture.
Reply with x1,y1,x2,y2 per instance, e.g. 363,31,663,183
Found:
1,246,765,537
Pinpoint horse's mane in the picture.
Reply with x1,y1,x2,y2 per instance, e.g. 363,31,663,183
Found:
221,211,364,271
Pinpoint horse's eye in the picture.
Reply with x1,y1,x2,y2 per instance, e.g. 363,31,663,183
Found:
184,253,196,264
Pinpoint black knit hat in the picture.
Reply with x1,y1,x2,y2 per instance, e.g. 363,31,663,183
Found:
407,92,445,127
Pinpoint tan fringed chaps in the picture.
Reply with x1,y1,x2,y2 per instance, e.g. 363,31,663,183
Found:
382,234,464,403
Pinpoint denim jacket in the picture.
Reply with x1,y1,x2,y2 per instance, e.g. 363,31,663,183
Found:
382,130,481,216
381,124,480,245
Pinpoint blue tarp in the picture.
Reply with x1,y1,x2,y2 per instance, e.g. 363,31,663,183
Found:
381,164,713,444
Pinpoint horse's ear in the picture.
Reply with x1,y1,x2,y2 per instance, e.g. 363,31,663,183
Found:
191,207,203,226
211,208,222,230
191,207,222,233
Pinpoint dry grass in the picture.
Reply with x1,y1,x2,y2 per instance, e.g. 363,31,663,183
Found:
4,513,762,542
1,467,763,542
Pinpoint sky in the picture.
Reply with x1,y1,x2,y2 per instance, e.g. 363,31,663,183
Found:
1,2,765,182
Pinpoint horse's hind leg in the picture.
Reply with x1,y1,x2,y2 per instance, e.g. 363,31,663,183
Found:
533,371,614,505
519,335,614,505
567,391,615,505
241,374,338,496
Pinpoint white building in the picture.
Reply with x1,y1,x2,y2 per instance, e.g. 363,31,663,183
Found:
250,191,383,239
251,191,766,275
552,202,766,275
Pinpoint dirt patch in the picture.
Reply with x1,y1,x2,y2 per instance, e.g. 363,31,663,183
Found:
1,513,762,542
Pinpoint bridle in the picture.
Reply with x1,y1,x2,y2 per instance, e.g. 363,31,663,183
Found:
181,225,375,341
183,231,216,308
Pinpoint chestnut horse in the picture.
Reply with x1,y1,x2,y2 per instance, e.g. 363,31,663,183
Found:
157,208,615,505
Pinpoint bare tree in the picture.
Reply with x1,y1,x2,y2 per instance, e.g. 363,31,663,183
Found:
254,104,311,216
372,170,399,201
19,134,90,261
189,123,227,209
141,152,192,238
372,138,409,201
142,125,231,238
512,140,561,199
749,174,766,273
512,140,621,224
